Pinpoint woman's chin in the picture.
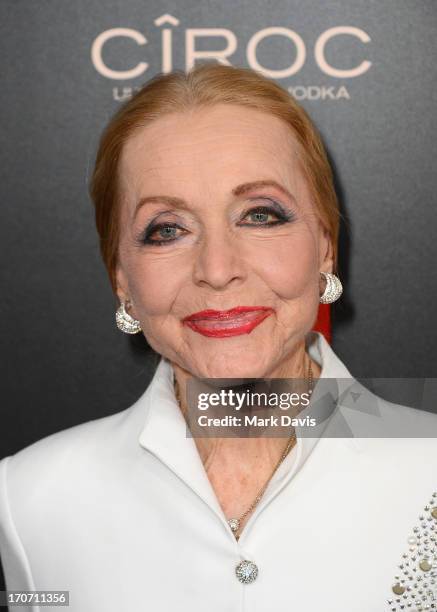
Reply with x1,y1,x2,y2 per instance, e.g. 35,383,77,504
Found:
178,328,278,378
193,355,272,381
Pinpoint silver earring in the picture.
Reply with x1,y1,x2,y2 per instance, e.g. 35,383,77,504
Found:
319,272,343,304
115,301,142,334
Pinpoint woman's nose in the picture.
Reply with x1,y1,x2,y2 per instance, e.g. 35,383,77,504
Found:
192,227,246,291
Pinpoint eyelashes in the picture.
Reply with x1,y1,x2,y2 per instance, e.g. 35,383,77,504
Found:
137,200,297,247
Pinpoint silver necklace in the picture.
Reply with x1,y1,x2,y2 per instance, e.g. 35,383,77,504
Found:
173,358,314,540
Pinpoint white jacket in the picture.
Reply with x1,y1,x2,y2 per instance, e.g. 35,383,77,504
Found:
1,331,436,611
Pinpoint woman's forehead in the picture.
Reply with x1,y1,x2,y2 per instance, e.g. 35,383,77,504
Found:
120,106,299,174
118,105,304,200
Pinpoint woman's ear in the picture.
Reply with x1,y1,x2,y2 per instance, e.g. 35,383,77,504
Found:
115,264,140,320
115,263,129,306
318,223,334,274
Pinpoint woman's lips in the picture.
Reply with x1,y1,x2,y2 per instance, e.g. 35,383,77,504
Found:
182,306,275,338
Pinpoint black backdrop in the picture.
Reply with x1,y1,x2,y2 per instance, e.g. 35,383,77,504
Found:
1,0,436,597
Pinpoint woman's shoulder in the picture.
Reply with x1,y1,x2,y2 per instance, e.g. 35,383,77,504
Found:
341,379,437,436
327,379,437,463
0,390,152,500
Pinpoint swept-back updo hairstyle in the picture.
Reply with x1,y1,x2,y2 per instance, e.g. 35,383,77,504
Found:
89,62,340,297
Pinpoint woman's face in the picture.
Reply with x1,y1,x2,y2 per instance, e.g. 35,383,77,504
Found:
116,104,333,378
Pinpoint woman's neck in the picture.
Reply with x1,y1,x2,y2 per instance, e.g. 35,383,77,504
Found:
171,339,321,471
171,341,320,530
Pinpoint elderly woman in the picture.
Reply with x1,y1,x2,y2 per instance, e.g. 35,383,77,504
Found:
0,64,436,612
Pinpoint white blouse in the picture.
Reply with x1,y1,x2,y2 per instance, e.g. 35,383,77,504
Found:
1,331,437,612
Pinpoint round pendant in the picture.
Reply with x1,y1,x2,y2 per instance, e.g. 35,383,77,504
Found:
235,560,258,584
228,518,240,533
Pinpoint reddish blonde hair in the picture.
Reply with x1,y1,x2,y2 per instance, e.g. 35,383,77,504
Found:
89,63,340,295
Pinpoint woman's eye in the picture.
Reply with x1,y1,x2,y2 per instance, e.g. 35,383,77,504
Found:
239,205,294,226
142,222,184,245
245,208,277,224
139,203,296,247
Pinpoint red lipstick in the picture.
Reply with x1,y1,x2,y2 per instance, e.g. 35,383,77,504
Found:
182,306,274,338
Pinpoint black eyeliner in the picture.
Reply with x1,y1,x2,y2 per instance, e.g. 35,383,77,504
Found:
238,199,297,226
136,198,296,247
138,221,182,247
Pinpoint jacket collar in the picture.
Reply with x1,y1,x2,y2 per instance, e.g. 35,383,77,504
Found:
137,332,363,541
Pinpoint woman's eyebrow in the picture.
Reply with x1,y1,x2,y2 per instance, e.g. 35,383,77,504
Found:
232,180,296,203
133,179,296,219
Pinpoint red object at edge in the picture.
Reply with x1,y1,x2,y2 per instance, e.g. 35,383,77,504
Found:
312,304,331,345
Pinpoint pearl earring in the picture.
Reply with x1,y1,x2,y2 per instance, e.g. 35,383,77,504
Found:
115,301,142,334
319,272,343,304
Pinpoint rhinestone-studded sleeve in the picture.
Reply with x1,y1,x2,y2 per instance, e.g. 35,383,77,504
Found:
388,491,437,611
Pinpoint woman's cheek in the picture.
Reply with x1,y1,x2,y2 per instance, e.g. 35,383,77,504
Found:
248,231,318,299
132,272,176,315
129,257,189,317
